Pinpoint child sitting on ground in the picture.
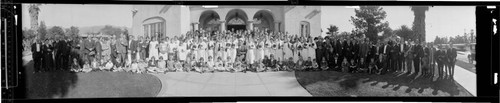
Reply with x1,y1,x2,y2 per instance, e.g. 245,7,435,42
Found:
71,58,81,72
304,57,313,71
277,58,283,71
357,58,368,73
257,59,266,72
157,56,166,73
284,57,294,71
341,58,349,73
368,58,377,74
333,56,340,71
349,59,357,73
189,56,197,72
167,56,175,72
147,57,158,73
131,59,139,73
82,62,92,73
194,58,204,73
320,58,329,71
91,58,99,71
270,55,278,72
226,56,234,72
296,56,305,71
215,57,224,72
312,58,319,71
262,56,271,71
206,56,215,73
174,59,183,72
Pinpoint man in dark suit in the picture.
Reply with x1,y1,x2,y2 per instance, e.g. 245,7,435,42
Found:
130,36,139,61
391,40,400,73
31,38,42,72
412,41,423,78
116,35,128,67
447,44,457,79
314,37,323,69
436,46,445,80
110,36,119,68
55,37,65,70
385,41,393,73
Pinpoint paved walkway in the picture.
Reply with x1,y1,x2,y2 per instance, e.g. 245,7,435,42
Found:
152,72,312,96
453,65,477,96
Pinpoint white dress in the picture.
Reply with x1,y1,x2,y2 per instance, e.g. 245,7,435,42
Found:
178,43,187,61
231,40,238,62
283,42,292,61
246,42,255,64
309,42,317,60
148,41,159,60
159,42,169,60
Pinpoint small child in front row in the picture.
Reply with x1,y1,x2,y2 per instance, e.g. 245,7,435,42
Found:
257,59,266,72
320,58,329,71
174,59,183,72
206,56,215,73
304,57,313,71
71,58,81,72
357,58,368,73
147,57,158,73
234,59,244,72
269,55,278,72
167,56,175,72
130,60,139,73
312,58,319,71
157,56,166,73
368,58,377,74
194,58,205,73
226,56,234,72
215,57,224,72
341,58,349,73
296,56,305,71
277,58,284,71
349,59,357,73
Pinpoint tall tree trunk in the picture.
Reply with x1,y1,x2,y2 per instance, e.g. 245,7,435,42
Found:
411,6,429,43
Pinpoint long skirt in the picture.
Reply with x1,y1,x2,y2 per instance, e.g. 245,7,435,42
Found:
148,49,159,60
247,49,255,64
275,49,284,61
308,48,316,60
159,52,169,61
231,49,237,62
293,50,299,62
264,48,271,59
301,49,308,60
284,48,292,61
207,50,214,61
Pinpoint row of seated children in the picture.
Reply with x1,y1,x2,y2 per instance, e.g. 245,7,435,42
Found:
70,53,386,74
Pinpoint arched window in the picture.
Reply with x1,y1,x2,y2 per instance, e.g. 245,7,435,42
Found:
143,17,166,39
300,21,310,37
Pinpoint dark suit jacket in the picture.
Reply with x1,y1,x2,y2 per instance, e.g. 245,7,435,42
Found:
130,40,140,53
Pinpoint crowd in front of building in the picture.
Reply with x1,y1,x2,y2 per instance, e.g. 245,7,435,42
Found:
30,29,458,81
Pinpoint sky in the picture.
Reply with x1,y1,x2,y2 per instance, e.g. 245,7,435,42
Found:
22,4,133,29
321,6,476,42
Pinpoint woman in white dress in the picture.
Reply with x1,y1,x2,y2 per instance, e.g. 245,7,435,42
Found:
231,37,238,62
308,37,317,60
199,39,207,62
207,38,214,63
283,38,292,61
148,37,159,60
301,37,309,60
255,39,263,62
159,39,169,61
246,38,255,64
178,40,187,62
276,37,284,61
293,38,301,62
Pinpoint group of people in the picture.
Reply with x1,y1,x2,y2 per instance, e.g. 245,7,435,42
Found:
30,29,458,81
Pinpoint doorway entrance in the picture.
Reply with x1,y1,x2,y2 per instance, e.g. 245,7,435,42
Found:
227,25,246,32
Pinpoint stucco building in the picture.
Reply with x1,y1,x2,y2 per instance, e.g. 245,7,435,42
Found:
131,5,321,38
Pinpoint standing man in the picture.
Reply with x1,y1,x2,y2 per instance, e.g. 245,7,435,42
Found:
116,34,128,68
436,46,445,80
412,40,423,79
129,35,139,61
447,43,457,79
314,37,323,69
31,37,42,72
391,40,400,74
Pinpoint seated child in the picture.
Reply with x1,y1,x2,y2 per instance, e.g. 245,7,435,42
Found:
277,58,284,71
174,59,183,72
82,62,92,73
312,58,319,70
233,59,244,72
349,59,357,73
262,56,272,71
194,58,204,73
91,58,99,71
341,58,349,73
225,56,234,72
296,56,305,71
147,57,158,73
284,57,294,71
167,56,175,72
206,56,215,73
131,60,139,73
71,58,81,72
357,58,368,73
257,59,266,72
270,55,278,72
368,58,377,74
215,57,224,72
157,56,167,73
320,58,329,71
136,59,147,73
304,57,313,71
189,56,197,72
333,56,340,71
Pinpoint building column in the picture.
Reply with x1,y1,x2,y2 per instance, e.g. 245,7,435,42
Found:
192,22,199,31
274,21,280,33
247,20,254,31
220,21,226,32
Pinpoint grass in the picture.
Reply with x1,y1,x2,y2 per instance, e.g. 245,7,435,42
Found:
295,71,473,96
24,61,162,99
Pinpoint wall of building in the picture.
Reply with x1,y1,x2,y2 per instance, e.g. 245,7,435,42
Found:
132,5,186,38
284,6,321,37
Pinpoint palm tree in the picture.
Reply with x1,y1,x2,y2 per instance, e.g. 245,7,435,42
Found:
326,25,339,36
411,6,429,42
29,4,41,30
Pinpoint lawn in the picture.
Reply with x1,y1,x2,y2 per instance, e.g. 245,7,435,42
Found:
23,61,162,99
295,71,473,96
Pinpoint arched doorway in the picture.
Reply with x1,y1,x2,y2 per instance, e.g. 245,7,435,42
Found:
199,10,221,32
226,9,248,32
142,16,166,39
253,10,274,32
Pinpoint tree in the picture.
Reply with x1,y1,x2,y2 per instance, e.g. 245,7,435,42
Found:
48,26,65,39
65,26,80,38
350,6,388,43
393,25,413,41
381,26,393,40
23,29,37,40
100,25,123,37
326,25,339,35
37,21,47,40
411,6,429,42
